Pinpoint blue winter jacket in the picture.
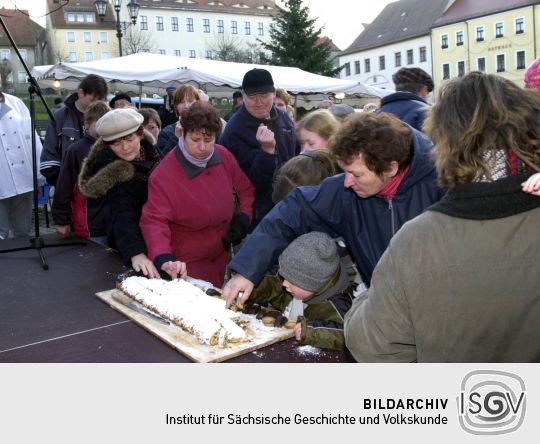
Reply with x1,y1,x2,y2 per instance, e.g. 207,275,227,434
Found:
229,127,445,286
219,104,298,228
377,91,429,132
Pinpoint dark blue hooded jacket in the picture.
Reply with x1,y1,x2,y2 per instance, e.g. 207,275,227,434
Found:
229,127,445,286
377,91,429,131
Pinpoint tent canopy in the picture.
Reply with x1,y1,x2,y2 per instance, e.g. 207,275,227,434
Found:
32,53,390,100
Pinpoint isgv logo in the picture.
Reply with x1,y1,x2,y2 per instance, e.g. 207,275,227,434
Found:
457,370,526,435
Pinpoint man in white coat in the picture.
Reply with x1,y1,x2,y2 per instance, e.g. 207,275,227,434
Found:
0,92,43,239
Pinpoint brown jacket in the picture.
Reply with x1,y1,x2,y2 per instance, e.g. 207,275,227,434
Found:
345,173,540,362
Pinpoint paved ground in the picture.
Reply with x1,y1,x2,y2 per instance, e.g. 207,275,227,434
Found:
32,201,57,236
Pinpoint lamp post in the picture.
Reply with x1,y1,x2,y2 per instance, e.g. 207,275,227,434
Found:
94,0,140,57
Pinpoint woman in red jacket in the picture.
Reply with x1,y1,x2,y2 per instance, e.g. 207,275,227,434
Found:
140,102,255,287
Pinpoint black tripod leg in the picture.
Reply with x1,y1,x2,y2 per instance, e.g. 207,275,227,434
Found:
30,237,48,270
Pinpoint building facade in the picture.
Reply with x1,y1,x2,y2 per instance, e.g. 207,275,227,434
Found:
338,0,450,89
431,0,540,87
0,8,46,94
46,0,121,62
118,0,277,60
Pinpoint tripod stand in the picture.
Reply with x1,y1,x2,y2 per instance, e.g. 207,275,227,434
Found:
0,17,85,270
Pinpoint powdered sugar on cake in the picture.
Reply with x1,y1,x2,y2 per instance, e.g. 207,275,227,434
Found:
121,276,247,347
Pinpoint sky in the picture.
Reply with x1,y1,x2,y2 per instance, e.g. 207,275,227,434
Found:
0,0,396,51
297,0,396,50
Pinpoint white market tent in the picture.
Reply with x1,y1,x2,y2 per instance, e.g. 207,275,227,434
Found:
31,53,390,107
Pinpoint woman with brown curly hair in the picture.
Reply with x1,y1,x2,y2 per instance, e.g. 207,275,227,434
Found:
345,71,540,362
140,102,254,287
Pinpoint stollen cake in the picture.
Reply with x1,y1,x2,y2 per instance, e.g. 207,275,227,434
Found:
121,276,247,347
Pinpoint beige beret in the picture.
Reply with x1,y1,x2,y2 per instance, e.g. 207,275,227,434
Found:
96,108,144,142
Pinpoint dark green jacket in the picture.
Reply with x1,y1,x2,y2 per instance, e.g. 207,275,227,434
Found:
251,269,353,351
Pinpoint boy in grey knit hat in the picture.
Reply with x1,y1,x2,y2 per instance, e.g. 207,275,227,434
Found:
248,232,354,350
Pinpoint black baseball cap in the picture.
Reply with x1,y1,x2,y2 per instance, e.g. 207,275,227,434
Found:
242,68,275,95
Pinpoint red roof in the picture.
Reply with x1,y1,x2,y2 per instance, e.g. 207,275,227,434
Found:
0,8,45,47
315,36,341,52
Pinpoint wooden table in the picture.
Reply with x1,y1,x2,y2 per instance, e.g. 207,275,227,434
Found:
0,235,354,363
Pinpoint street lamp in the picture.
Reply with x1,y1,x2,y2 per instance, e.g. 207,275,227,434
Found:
94,0,140,57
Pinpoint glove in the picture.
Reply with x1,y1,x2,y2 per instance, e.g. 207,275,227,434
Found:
222,212,249,249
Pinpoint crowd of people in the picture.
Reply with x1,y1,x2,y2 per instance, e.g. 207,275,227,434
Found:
2,63,540,363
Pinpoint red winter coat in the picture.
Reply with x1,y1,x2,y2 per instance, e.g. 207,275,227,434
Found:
140,144,254,287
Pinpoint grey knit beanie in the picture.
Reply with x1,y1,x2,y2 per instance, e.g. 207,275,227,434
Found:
278,232,339,293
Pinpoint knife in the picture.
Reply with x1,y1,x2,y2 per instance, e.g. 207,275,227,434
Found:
112,293,170,325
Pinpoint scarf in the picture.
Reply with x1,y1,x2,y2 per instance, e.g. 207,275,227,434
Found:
377,164,410,200
178,136,214,168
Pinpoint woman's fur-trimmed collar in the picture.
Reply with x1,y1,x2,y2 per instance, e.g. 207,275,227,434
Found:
79,130,156,199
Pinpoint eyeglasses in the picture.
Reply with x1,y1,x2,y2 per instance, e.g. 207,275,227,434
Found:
109,132,139,147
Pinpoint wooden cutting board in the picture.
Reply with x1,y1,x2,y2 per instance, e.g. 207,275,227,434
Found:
96,289,294,363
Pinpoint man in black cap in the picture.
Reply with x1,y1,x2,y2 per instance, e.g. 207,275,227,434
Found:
377,67,434,132
219,68,298,230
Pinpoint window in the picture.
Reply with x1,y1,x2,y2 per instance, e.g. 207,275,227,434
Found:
496,54,505,72
158,49,166,55
344,62,351,76
441,34,448,49
187,18,194,32
258,22,264,36
495,22,504,38
395,52,401,67
67,13,76,22
203,18,210,33
67,31,75,43
19,49,27,60
101,52,109,60
515,17,525,34
516,50,526,69
217,19,224,33
364,58,371,73
189,50,196,58
86,13,94,23
355,60,360,74
140,16,148,30
18,71,27,83
244,21,251,35
84,52,93,62
379,55,385,70
442,63,450,80
171,17,179,31
84,32,91,43
456,31,464,46
174,49,181,57
457,60,465,77
477,57,486,72
476,26,484,41
231,20,238,34
156,16,164,31
0,49,10,60
407,49,413,65
99,32,108,43
77,14,84,23
206,50,213,59
68,52,77,62
419,46,426,63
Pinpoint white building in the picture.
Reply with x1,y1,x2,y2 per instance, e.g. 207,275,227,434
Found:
119,0,278,60
338,0,450,89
